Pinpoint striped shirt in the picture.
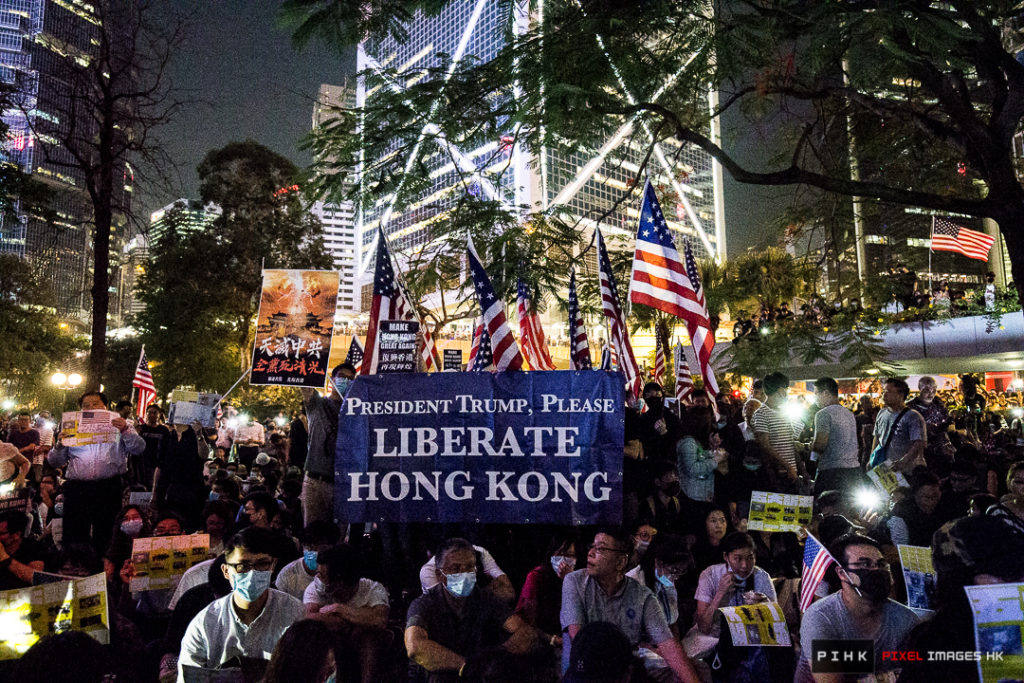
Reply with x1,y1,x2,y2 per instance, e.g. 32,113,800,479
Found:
752,404,797,471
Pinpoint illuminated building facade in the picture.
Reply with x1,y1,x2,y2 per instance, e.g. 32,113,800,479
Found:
354,1,726,295
0,0,131,325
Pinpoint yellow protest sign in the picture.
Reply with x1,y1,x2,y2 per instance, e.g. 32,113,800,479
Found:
0,572,109,660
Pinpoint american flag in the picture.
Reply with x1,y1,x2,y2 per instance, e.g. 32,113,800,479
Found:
653,334,666,384
469,320,493,371
467,235,523,371
674,342,693,404
931,217,995,261
682,238,720,397
597,228,642,399
361,229,402,375
567,269,592,370
800,532,836,612
517,277,555,370
629,179,708,323
345,336,364,373
132,346,157,419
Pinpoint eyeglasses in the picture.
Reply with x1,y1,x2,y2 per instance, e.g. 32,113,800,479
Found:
589,544,627,556
844,560,889,571
224,558,274,573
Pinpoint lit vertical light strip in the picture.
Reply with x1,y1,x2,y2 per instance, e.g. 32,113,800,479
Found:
537,0,549,209
708,89,727,257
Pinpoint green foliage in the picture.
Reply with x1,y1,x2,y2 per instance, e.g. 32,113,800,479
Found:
134,141,332,404
0,254,81,404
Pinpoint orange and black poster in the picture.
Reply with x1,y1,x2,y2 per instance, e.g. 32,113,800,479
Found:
250,270,339,388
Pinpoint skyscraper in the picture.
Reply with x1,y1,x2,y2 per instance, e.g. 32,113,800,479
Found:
311,83,361,322
0,0,127,325
354,1,726,292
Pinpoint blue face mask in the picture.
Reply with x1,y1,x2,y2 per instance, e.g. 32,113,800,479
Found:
550,555,573,574
443,571,476,598
231,569,272,602
655,569,676,589
303,549,318,572
209,490,220,501
332,377,353,396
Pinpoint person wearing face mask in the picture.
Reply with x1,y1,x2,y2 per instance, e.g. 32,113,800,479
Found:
626,534,690,638
516,534,576,648
694,532,775,635
887,471,944,547
637,382,682,463
304,543,390,683
273,520,341,600
177,526,304,680
406,537,535,682
640,461,689,537
418,541,516,604
796,534,919,683
299,363,356,528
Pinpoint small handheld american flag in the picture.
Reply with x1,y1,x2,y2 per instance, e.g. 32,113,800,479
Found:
800,532,837,612
132,346,157,419
567,269,592,371
345,337,364,373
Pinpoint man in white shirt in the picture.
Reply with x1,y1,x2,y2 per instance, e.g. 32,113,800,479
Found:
419,542,515,604
304,543,390,683
752,373,804,484
178,527,303,681
694,532,776,635
273,520,341,600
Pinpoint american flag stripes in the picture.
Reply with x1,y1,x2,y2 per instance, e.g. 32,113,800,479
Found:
469,321,493,371
467,236,523,371
567,270,592,370
361,229,402,375
682,239,720,397
597,228,642,399
629,180,708,322
517,277,556,371
931,217,995,261
600,345,612,371
345,336,364,373
800,532,836,612
654,334,666,384
674,342,693,405
132,346,157,419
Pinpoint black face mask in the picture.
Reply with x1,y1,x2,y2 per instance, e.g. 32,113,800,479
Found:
644,396,664,415
662,481,682,497
847,569,891,603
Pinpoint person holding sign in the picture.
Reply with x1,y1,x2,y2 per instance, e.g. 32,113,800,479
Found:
177,527,304,680
300,362,356,527
48,391,145,553
0,509,45,590
694,532,776,635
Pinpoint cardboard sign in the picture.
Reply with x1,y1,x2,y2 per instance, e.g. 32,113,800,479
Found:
443,348,463,371
746,491,813,532
129,534,210,591
60,411,119,447
168,390,221,428
0,572,109,659
376,320,418,373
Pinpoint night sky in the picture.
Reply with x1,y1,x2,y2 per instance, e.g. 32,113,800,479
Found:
153,2,785,255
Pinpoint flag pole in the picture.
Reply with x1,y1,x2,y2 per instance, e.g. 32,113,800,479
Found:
928,216,935,294
215,367,252,411
130,345,144,406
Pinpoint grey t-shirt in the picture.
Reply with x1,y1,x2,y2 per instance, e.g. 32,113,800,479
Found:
872,407,926,464
813,404,860,471
796,592,919,682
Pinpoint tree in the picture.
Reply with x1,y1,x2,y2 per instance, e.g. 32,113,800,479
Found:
134,142,332,395
285,0,1024,310
18,0,188,391
0,254,81,403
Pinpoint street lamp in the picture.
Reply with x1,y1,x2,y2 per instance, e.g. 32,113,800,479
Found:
51,371,83,412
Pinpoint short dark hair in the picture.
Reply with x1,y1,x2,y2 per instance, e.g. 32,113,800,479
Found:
649,459,677,479
154,510,185,530
332,363,356,377
115,400,132,411
299,520,342,547
829,533,881,567
317,543,361,585
752,379,763,391
721,531,755,555
816,489,844,510
435,537,477,568
949,460,976,477
885,377,910,400
225,526,278,558
763,372,789,396
78,391,108,408
243,492,279,521
910,470,941,493
594,527,631,555
17,410,31,418
815,377,839,397
644,382,663,394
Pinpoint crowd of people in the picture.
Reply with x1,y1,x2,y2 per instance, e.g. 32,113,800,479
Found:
1,362,1023,683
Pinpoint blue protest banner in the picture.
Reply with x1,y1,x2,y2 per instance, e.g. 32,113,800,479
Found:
335,370,624,524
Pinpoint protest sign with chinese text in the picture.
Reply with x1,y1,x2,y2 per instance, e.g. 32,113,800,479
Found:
746,491,813,532
60,410,120,447
897,545,936,615
719,602,791,646
0,572,109,660
129,533,210,591
336,370,624,525
167,390,221,428
965,582,1024,682
250,270,339,387
867,462,909,498
376,320,418,372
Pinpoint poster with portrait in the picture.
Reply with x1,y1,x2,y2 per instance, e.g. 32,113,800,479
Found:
129,534,210,591
249,270,340,388
746,491,813,532
897,544,936,615
965,582,1024,683
718,602,791,647
0,572,109,660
